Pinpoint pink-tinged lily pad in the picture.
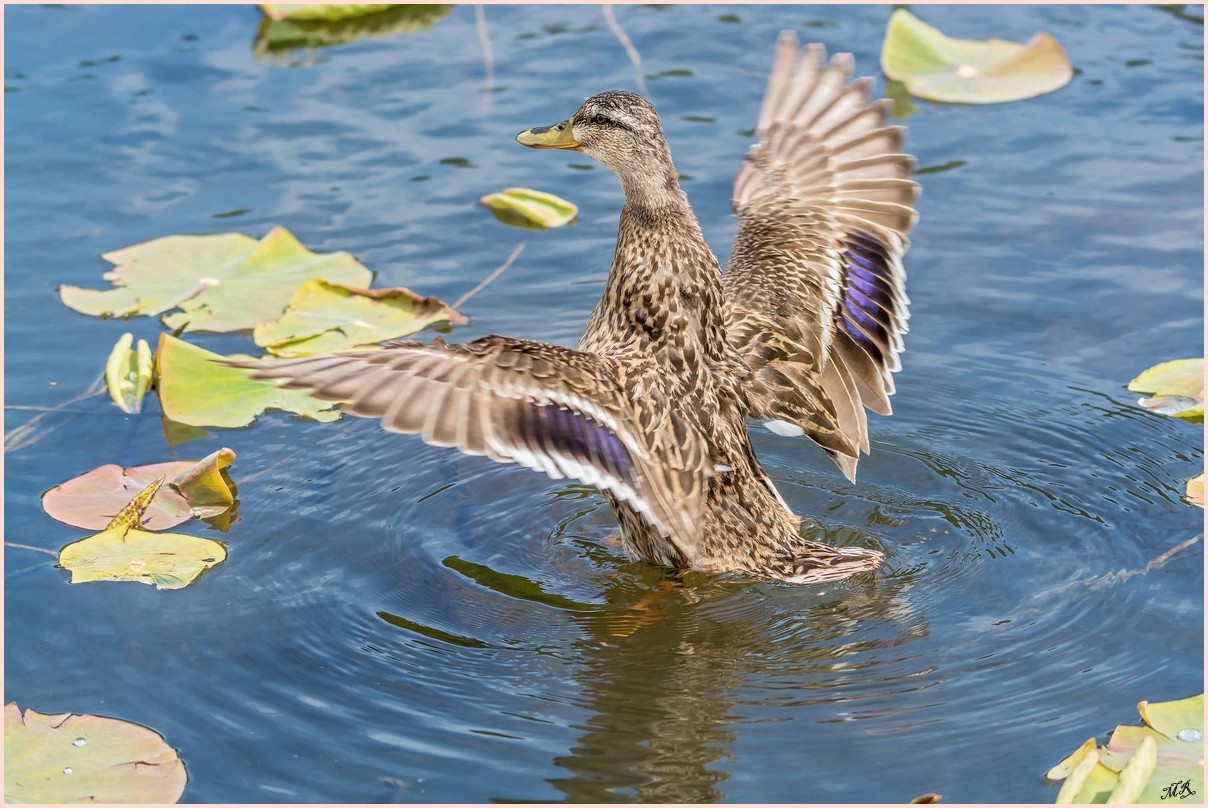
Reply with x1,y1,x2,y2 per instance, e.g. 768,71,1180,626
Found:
4,703,187,803
1047,693,1203,803
155,333,340,428
1127,358,1204,420
42,448,237,531
60,226,374,334
253,279,467,357
881,9,1073,104
57,476,228,590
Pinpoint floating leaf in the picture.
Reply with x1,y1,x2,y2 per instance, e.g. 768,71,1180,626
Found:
480,187,578,230
42,449,236,531
4,703,187,803
171,448,237,516
255,4,453,56
57,477,228,590
1186,474,1203,508
881,9,1073,104
260,3,394,21
1047,694,1204,804
1127,358,1204,420
60,227,374,334
253,279,467,357
884,79,919,119
155,333,340,428
104,332,154,414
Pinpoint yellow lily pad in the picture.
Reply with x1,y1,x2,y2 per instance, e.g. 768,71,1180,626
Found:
253,279,467,357
57,477,228,590
1127,358,1204,420
155,333,340,428
1186,474,1203,508
42,448,237,531
480,187,578,230
4,703,187,803
104,332,154,414
1047,694,1203,804
60,227,374,334
881,9,1073,104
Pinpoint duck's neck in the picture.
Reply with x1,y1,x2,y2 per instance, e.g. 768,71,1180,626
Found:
585,165,729,366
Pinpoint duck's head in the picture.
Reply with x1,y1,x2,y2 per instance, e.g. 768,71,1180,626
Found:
517,91,677,196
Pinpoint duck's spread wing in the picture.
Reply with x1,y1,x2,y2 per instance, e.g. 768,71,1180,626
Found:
723,31,918,481
227,335,705,561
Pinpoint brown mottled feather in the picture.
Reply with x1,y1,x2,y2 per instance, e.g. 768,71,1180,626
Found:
726,32,916,482
226,32,915,584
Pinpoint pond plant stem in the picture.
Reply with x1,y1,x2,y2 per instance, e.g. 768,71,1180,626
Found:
453,242,526,309
603,5,649,97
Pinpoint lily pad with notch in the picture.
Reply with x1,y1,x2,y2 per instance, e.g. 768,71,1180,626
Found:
155,334,341,428
57,477,228,590
253,279,467,357
42,447,237,531
4,703,187,803
61,226,374,334
880,9,1073,104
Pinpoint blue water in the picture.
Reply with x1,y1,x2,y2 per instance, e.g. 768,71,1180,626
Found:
5,4,1203,803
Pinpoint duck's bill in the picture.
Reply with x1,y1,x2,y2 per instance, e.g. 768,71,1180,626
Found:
516,119,580,150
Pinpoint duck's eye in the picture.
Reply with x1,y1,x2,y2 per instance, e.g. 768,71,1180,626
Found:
592,114,609,125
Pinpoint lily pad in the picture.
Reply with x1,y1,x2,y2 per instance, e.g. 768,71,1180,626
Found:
1186,474,1203,508
42,448,236,531
260,3,394,21
255,4,453,56
155,333,340,428
58,476,228,590
4,703,187,803
1047,694,1203,803
253,279,467,357
1127,358,1204,420
881,9,1073,104
884,79,919,119
480,188,578,230
104,332,154,414
60,227,374,334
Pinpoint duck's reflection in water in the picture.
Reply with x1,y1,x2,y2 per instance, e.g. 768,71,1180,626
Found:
545,553,928,803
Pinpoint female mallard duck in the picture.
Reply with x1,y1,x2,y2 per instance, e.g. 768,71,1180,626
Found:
238,32,918,583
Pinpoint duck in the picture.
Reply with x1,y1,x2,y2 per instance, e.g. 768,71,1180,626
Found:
235,32,918,584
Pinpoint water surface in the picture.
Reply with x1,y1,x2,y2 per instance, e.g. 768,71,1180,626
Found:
4,4,1203,803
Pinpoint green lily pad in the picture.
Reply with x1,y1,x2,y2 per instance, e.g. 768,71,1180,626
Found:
253,279,467,357
884,79,919,119
480,188,578,230
104,332,154,414
60,227,374,334
260,3,394,21
57,477,228,590
254,4,453,56
881,9,1073,104
1047,694,1204,803
42,448,236,531
155,333,340,428
4,703,187,803
1127,358,1204,420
